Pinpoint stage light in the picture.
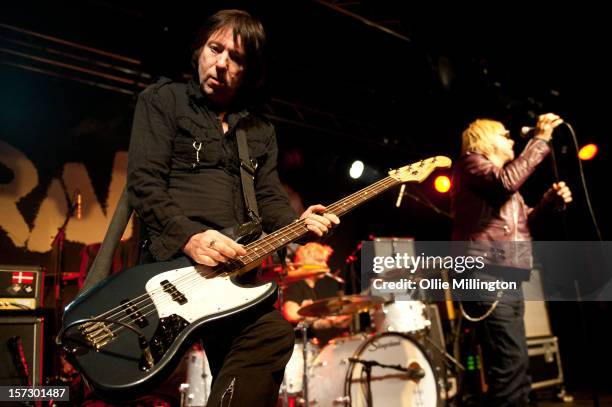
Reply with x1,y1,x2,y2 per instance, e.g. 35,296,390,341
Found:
578,143,598,161
349,160,364,179
434,175,451,193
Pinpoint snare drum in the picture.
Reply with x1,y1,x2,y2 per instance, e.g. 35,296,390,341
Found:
372,300,431,333
282,339,319,395
308,332,438,406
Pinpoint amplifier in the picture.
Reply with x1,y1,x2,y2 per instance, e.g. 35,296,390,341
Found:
0,315,44,386
0,265,44,311
372,237,416,258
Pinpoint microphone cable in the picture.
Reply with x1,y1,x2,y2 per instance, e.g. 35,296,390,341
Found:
561,122,603,240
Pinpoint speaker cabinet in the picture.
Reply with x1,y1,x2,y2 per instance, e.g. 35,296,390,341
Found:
372,237,415,258
0,316,44,386
522,267,552,338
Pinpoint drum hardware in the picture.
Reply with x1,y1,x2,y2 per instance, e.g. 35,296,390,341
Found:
422,334,464,372
300,320,309,407
278,256,325,406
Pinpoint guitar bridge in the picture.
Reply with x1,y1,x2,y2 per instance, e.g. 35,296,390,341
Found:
79,320,114,350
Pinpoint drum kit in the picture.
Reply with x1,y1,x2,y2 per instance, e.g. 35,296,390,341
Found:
278,294,439,407
179,253,444,407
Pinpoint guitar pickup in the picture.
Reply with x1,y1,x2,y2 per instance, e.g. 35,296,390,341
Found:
160,280,187,305
121,299,149,328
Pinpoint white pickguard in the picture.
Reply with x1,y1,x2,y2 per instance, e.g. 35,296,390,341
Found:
145,266,272,323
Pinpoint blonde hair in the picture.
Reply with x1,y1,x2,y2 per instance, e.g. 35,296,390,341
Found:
295,243,333,266
461,119,506,157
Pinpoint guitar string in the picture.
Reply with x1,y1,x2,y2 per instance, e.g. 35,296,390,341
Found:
97,175,401,341
98,176,400,340
79,172,407,344
93,174,398,326
102,160,443,343
76,170,415,342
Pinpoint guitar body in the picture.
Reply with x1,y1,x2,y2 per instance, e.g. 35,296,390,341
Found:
62,256,275,401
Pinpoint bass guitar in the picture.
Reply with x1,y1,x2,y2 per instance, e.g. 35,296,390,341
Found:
58,156,451,401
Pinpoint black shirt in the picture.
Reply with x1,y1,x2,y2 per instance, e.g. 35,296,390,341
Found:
284,277,346,343
127,78,297,261
284,277,342,305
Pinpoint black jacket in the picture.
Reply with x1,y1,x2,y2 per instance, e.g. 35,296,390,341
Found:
451,138,554,271
127,78,297,261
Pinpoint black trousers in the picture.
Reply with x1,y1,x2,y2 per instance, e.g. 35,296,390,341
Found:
462,288,530,407
200,302,295,407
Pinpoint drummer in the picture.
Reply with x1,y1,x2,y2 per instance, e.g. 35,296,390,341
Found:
281,243,351,344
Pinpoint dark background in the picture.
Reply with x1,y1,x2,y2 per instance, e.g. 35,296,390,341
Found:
2,0,610,396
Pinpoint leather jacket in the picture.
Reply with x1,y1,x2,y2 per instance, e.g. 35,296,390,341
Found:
451,138,553,271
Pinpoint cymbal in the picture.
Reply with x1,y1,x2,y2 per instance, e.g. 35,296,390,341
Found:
284,265,329,283
298,294,385,318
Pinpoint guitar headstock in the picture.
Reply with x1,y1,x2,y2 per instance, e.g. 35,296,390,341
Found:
388,156,452,183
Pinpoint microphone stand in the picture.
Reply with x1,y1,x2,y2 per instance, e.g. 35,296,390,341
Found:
345,241,363,333
48,185,79,385
400,185,451,218
299,321,310,407
360,360,373,407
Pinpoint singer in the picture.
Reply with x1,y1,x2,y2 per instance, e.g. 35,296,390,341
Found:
451,113,572,407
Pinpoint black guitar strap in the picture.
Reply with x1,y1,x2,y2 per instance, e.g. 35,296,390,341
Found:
81,121,262,293
236,126,261,224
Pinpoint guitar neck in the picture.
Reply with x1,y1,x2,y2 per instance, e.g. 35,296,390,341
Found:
237,175,400,267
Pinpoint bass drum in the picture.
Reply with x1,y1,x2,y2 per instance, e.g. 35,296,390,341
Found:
309,333,438,407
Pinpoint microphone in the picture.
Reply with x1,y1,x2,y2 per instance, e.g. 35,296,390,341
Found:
348,357,426,380
520,126,535,138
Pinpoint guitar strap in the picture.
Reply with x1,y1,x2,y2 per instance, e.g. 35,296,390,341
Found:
235,125,262,234
81,120,263,293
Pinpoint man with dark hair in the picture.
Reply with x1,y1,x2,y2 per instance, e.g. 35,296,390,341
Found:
451,114,572,406
128,9,339,406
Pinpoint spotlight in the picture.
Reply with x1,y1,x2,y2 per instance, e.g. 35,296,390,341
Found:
434,175,451,193
349,160,364,179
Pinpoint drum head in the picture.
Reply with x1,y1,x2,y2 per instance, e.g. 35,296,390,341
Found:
309,332,438,407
